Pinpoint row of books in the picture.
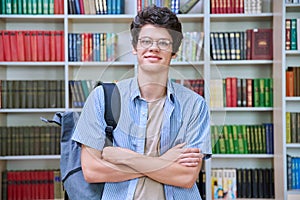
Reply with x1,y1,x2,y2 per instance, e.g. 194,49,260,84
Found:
287,155,300,190
174,31,204,62
285,18,300,50
0,80,65,109
210,78,273,108
211,123,274,154
211,168,274,199
69,80,98,108
171,78,204,97
0,30,64,62
1,169,64,200
0,126,61,156
286,112,300,144
286,66,300,97
0,0,64,15
68,0,125,15
68,33,118,62
137,0,180,13
210,0,262,14
210,29,273,60
286,0,300,4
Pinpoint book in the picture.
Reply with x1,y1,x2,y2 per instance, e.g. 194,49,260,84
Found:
179,0,200,14
290,18,297,50
10,31,18,61
16,31,25,61
0,31,4,61
286,19,291,50
251,28,273,60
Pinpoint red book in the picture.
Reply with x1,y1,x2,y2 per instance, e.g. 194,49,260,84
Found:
0,31,4,61
286,70,294,97
37,31,44,61
61,31,65,61
16,31,25,61
286,19,291,50
54,0,60,14
48,170,54,199
60,0,64,14
3,31,12,61
44,31,51,61
246,78,253,107
50,31,56,61
10,31,18,61
239,0,244,13
31,31,38,61
24,31,32,61
79,0,85,14
226,77,232,107
231,77,237,107
55,31,63,61
251,28,273,60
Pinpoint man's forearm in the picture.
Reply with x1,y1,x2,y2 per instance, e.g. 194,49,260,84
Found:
81,145,143,183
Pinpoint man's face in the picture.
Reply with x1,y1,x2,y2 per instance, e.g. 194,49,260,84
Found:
133,24,175,73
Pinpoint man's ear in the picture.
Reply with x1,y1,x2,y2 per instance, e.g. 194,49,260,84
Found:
132,46,137,55
172,53,177,59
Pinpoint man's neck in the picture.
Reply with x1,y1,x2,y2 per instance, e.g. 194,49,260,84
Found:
138,71,168,102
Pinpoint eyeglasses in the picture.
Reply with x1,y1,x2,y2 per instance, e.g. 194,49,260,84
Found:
138,37,173,50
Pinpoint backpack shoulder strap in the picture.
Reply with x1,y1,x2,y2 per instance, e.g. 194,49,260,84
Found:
100,82,121,145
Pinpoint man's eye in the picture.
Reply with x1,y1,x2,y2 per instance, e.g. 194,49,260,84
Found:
141,39,152,45
158,40,170,47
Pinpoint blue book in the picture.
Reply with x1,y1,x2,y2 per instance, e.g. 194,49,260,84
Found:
76,33,82,62
72,33,78,61
116,0,124,14
68,34,73,61
74,0,80,14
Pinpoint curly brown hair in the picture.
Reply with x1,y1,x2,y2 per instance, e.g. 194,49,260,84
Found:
130,5,183,56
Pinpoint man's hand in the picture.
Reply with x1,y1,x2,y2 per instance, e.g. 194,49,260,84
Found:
160,143,203,167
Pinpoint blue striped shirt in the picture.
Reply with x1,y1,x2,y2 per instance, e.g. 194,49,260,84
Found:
72,77,211,200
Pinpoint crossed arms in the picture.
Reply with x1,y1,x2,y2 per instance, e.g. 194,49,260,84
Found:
81,143,204,188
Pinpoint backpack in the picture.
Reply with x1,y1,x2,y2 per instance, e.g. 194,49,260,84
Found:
42,82,120,200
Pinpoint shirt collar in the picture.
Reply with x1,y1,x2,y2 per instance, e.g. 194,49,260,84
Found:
129,77,175,103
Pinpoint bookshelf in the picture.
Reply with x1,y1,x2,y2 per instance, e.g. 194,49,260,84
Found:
274,0,300,200
0,0,297,199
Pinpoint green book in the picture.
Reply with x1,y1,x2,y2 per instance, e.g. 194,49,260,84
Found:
27,0,32,14
290,18,297,50
211,126,216,154
12,0,17,14
49,0,54,14
257,125,263,153
1,127,7,156
218,126,226,154
81,80,90,101
6,0,12,14
264,78,270,107
253,125,260,153
269,78,273,107
261,125,266,154
43,0,48,14
259,78,265,107
37,0,42,14
247,125,254,153
253,78,260,107
212,125,220,154
232,125,239,154
227,125,235,154
223,125,230,154
22,0,27,14
241,125,248,154
17,0,22,14
237,125,245,154
1,0,6,14
32,0,37,14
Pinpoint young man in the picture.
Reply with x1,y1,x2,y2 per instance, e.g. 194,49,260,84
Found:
72,5,211,200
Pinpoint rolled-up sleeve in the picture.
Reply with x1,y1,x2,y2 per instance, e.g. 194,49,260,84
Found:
72,86,107,151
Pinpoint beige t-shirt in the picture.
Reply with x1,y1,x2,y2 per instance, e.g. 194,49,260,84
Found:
133,97,166,200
